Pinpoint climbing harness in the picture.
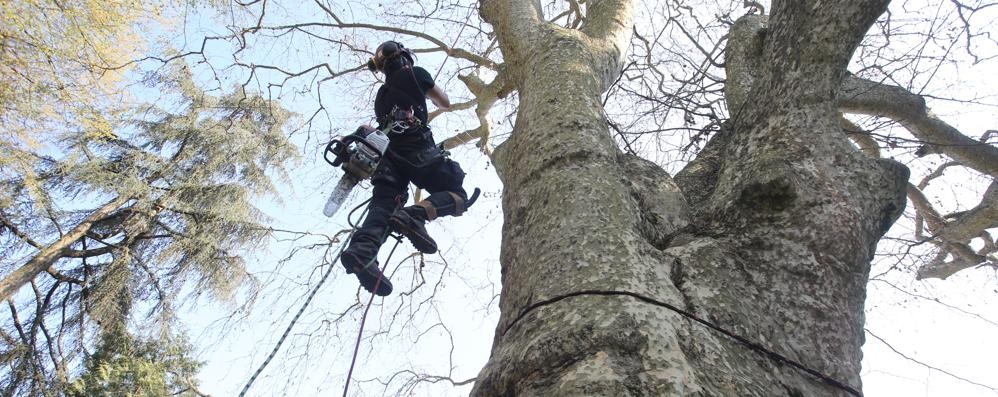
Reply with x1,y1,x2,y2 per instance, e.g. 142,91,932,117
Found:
255,133,470,395
383,105,422,134
323,125,482,218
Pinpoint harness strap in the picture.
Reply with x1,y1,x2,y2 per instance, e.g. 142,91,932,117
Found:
416,200,438,220
384,141,441,168
448,192,466,216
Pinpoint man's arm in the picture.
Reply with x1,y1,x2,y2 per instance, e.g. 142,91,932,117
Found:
426,85,451,109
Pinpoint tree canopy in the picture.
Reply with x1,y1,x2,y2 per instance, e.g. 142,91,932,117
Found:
1,3,298,392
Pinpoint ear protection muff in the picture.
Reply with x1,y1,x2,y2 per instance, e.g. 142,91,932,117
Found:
367,41,415,73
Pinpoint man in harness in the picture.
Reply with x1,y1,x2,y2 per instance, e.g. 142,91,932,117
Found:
342,41,468,296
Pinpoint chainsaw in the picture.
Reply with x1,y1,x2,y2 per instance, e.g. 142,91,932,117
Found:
322,125,389,217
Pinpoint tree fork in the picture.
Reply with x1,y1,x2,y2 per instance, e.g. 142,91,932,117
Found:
474,0,909,395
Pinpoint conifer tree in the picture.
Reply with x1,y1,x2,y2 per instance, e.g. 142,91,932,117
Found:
1,66,297,395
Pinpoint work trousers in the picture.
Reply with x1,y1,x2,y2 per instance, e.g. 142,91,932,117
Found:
346,144,467,258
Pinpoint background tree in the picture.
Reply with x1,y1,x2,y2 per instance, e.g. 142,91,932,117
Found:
67,329,205,397
0,64,297,395
1,0,148,185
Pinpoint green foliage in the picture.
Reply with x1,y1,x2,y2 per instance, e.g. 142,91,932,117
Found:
67,330,203,397
0,2,299,395
1,64,298,395
99,66,298,303
0,0,148,205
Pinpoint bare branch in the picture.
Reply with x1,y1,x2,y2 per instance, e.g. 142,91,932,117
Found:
866,329,998,392
838,75,998,178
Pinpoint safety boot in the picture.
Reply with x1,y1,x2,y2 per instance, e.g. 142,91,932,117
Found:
341,243,393,296
389,205,438,254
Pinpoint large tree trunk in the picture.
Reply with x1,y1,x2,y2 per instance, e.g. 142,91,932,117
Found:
472,1,909,396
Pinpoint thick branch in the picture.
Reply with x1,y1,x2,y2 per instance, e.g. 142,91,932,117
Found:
938,181,998,243
580,0,636,91
748,0,889,105
580,0,632,40
478,0,543,64
439,70,513,154
840,116,881,158
838,75,998,178
724,15,766,113
768,0,890,72
0,195,133,302
907,182,996,279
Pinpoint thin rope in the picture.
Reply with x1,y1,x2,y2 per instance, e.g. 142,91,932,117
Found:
433,6,474,81
342,235,403,397
238,202,371,397
503,289,864,397
237,237,352,397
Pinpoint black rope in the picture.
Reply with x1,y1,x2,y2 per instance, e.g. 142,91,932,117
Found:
342,234,403,397
347,197,373,229
239,198,374,397
502,289,864,397
238,233,356,397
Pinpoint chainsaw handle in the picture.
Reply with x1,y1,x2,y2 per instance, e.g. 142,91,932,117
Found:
324,139,343,167
324,138,350,167
340,134,385,164
323,130,386,169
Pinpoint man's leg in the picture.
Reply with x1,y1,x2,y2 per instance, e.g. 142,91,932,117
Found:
390,157,467,254
342,161,407,296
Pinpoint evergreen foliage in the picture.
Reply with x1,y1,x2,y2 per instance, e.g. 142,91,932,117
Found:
67,330,203,397
1,0,150,197
0,65,297,395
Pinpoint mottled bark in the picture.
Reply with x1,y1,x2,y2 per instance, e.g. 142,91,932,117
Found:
838,75,998,178
473,1,907,396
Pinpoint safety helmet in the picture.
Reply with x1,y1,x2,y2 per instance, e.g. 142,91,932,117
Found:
367,41,415,73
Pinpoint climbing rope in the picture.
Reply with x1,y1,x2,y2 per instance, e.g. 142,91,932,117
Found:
503,290,864,397
433,6,474,82
237,203,367,397
342,234,403,397
239,198,398,397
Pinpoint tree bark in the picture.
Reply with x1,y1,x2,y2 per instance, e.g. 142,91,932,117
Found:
473,1,908,396
837,75,998,178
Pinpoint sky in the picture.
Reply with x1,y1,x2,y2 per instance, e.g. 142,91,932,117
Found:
137,1,998,396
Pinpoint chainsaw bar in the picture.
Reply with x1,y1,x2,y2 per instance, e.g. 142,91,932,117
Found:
323,173,361,217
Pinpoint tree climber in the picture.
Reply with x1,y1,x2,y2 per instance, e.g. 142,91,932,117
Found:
342,41,468,296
